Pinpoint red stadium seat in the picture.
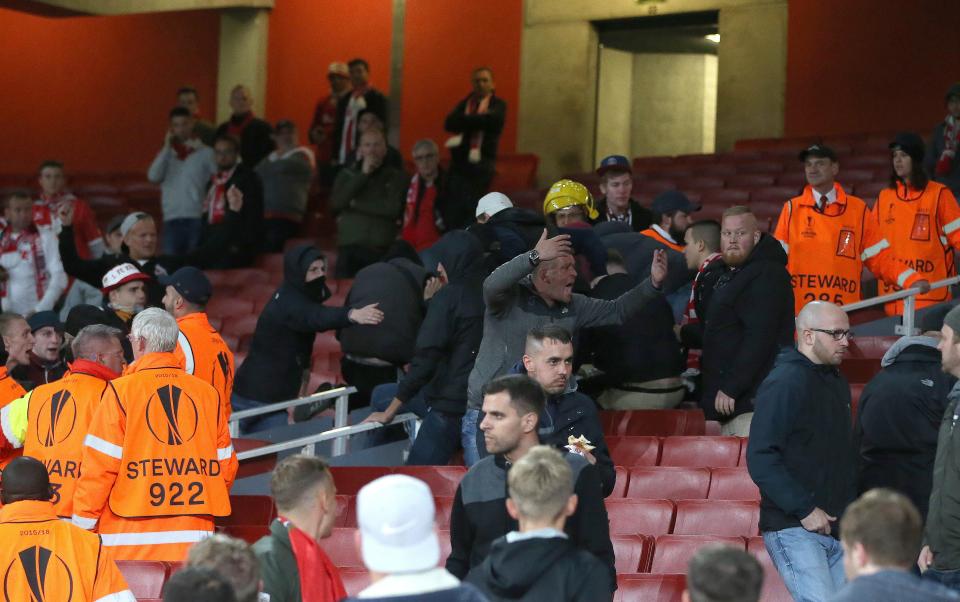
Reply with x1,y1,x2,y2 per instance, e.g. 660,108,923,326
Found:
699,188,750,206
673,499,760,537
323,528,364,568
735,161,783,174
222,314,260,338
841,336,898,383
638,179,680,194
650,535,745,573
434,496,454,529
738,437,749,466
313,331,342,354
605,498,675,536
626,467,711,500
850,382,865,419
726,174,777,188
708,468,760,501
491,153,539,190
852,181,886,203
747,536,793,602
438,529,452,564
508,188,543,212
221,524,270,544
219,268,272,288
340,569,372,597
684,176,725,189
611,466,629,497
704,420,721,436
255,253,285,272
611,534,652,573
776,171,806,188
221,334,240,352
116,561,167,600
335,494,355,527
607,436,661,466
699,164,737,177
393,466,466,497
614,573,686,602
660,436,742,468
218,494,276,527
613,410,706,437
329,466,393,495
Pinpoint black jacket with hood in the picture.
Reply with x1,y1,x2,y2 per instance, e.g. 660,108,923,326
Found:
747,347,858,536
465,534,612,602
468,207,544,270
233,245,351,403
395,232,487,415
701,233,794,420
858,336,955,519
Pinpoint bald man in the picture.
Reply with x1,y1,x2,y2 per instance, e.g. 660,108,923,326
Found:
746,301,858,601
215,84,274,167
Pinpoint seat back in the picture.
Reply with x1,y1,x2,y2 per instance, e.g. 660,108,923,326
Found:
626,467,711,500
605,498,675,536
747,536,794,602
323,528,364,568
614,573,686,602
617,410,706,437
660,436,742,468
650,535,745,573
607,436,661,466
393,466,466,497
340,568,372,598
611,534,653,573
434,496,455,530
673,500,760,537
116,561,168,599
611,466,629,498
218,495,276,527
707,468,760,501
329,467,393,495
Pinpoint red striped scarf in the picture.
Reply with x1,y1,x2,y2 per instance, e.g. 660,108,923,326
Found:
0,225,47,301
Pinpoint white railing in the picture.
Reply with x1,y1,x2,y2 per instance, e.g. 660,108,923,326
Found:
842,275,960,334
230,386,390,457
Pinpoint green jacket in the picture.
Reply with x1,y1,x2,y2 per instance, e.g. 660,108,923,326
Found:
331,164,407,248
252,519,300,602
926,382,960,570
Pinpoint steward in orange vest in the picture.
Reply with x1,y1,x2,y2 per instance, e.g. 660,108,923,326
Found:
871,133,960,315
0,324,125,518
774,145,909,314
161,267,235,418
639,191,699,254
73,309,237,561
0,457,134,602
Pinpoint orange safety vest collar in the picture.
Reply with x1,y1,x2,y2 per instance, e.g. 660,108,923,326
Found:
125,351,184,375
640,227,684,253
796,183,849,216
0,499,58,523
895,181,926,201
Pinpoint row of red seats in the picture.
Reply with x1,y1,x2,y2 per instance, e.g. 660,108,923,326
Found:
609,435,744,467
116,560,182,602
613,466,758,501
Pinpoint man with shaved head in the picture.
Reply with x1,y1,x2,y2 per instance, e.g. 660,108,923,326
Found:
700,206,794,435
746,301,858,600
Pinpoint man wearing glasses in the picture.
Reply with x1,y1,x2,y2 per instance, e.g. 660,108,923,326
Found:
400,139,451,251
747,300,858,601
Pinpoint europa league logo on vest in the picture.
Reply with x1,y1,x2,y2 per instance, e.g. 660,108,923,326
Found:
146,384,199,445
4,545,74,601
35,390,77,448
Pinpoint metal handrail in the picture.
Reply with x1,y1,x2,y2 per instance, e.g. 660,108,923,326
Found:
236,412,418,460
841,274,960,335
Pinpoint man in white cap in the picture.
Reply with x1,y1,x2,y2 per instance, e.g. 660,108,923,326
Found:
346,474,487,601
100,262,150,334
468,192,545,267
475,192,513,224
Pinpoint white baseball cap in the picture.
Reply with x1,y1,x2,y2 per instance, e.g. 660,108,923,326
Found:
356,475,439,574
101,262,150,292
475,192,513,219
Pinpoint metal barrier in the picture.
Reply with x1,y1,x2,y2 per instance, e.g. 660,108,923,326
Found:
229,386,361,456
842,275,960,334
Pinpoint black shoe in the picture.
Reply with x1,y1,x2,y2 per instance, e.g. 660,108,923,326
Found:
293,382,335,422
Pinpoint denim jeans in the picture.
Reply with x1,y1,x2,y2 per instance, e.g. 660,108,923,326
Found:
407,409,464,465
923,567,960,591
763,527,846,601
162,217,203,255
461,408,482,467
231,392,289,434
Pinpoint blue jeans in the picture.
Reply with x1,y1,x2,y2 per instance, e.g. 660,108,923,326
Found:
461,408,482,467
163,217,203,255
924,568,960,591
231,392,289,434
763,527,846,601
407,409,464,465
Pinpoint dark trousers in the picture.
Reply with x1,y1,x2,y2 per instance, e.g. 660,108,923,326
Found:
335,245,386,278
340,357,397,410
924,568,960,591
407,409,463,465
262,218,301,253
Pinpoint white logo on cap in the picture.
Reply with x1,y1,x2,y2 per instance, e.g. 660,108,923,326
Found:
380,518,418,536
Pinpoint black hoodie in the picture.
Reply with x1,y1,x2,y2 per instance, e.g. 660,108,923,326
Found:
394,231,487,415
233,245,351,404
465,535,611,602
700,233,794,420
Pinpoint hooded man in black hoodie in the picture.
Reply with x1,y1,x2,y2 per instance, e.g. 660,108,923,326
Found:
701,206,794,435
465,445,611,602
232,244,383,433
364,231,488,465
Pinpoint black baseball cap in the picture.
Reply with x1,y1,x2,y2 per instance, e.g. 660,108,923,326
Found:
27,311,63,333
651,190,701,215
798,144,837,162
159,267,213,305
596,155,632,176
889,132,925,162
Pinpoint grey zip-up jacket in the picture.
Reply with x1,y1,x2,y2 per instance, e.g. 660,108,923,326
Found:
147,144,216,221
466,252,661,409
926,381,960,570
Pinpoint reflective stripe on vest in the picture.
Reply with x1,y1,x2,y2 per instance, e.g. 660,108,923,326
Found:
100,529,213,547
85,434,123,459
95,591,137,602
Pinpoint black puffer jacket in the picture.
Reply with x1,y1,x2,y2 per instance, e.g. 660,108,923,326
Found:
466,535,612,602
395,232,487,415
701,233,794,420
233,245,351,403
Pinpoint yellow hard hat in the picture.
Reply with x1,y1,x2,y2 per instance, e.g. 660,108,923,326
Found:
542,179,598,220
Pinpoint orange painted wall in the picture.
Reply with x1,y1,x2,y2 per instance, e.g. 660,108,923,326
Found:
265,0,393,138
0,7,220,176
399,0,522,156
785,0,960,138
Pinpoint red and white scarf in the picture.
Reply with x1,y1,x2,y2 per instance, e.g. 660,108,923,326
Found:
227,111,255,138
339,86,369,163
204,166,237,225
34,192,76,228
172,138,200,161
682,252,722,369
465,94,491,164
278,518,347,602
937,115,960,176
0,225,48,301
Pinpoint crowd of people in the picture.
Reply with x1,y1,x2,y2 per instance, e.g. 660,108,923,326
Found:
2,58,960,600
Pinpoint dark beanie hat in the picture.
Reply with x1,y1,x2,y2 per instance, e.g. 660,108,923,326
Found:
922,304,954,333
889,132,925,163
944,304,960,336
64,304,110,338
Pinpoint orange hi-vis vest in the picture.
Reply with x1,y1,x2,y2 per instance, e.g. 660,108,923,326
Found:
173,312,235,419
72,352,237,561
0,366,27,470
0,365,112,518
0,500,134,602
774,183,905,314
871,181,960,315
639,226,684,253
